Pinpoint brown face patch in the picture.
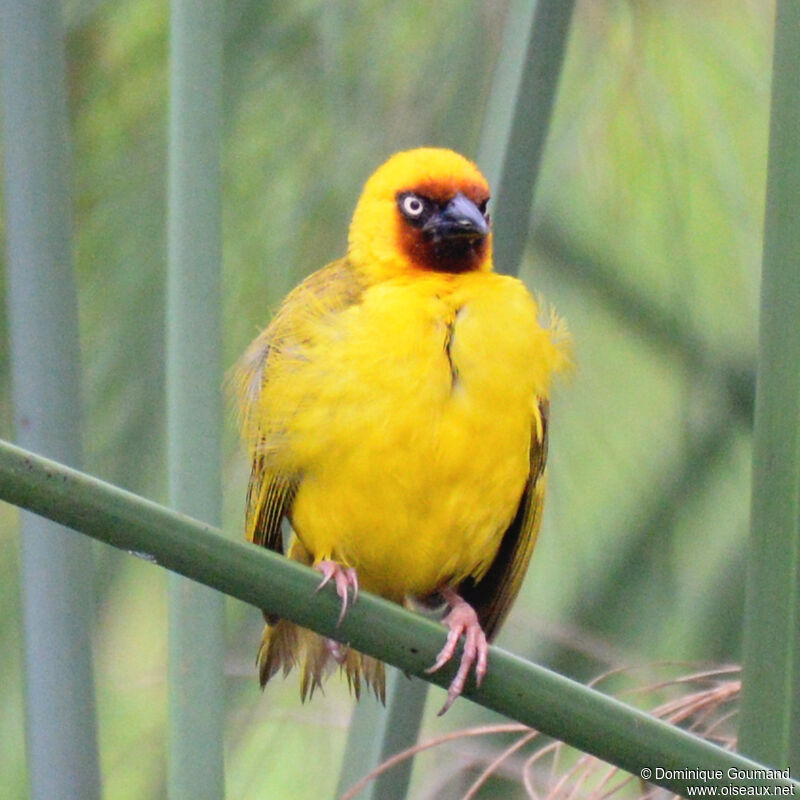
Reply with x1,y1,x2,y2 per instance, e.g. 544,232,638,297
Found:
395,179,491,273
397,224,489,274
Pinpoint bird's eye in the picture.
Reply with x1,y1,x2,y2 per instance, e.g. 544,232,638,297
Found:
400,194,425,218
478,198,489,215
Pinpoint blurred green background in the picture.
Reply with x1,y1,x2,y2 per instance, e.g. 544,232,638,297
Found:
0,1,772,797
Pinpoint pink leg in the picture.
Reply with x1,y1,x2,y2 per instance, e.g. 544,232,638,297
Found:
315,560,359,627
425,587,489,715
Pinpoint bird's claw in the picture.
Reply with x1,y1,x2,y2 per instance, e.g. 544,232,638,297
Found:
425,593,489,715
315,560,359,627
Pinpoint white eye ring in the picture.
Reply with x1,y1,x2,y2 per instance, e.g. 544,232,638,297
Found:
401,195,425,217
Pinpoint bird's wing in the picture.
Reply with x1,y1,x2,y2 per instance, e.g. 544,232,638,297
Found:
458,399,550,641
244,461,296,552
232,258,365,553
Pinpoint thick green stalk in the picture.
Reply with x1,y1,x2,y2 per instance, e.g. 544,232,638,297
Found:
478,0,576,276
369,676,428,799
0,2,101,798
335,672,428,800
477,0,538,191
739,0,800,770
166,0,225,797
0,440,795,799
336,695,388,799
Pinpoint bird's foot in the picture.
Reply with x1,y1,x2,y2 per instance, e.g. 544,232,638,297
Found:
426,588,488,715
314,560,359,627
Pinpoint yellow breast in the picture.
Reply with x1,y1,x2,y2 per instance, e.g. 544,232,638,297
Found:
264,270,562,600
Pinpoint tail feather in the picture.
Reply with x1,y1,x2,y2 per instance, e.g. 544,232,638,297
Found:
257,618,299,686
257,619,386,703
300,632,334,701
346,652,386,704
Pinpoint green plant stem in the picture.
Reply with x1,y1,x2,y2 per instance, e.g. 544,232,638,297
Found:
369,676,428,799
166,0,225,797
478,0,576,276
739,0,800,770
0,440,795,799
336,672,429,800
336,696,388,799
477,0,538,190
0,2,101,798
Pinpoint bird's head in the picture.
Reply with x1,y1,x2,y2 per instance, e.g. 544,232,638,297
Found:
348,148,492,280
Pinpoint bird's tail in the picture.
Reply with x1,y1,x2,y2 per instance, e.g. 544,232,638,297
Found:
257,619,386,703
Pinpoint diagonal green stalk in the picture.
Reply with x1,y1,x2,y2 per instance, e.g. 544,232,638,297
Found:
739,0,800,770
0,440,795,799
166,0,225,797
0,2,101,798
532,219,755,424
477,0,539,191
478,0,576,277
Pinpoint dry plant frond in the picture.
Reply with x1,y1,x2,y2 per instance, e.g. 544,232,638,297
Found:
338,722,529,800
345,664,740,800
463,730,540,799
521,665,739,800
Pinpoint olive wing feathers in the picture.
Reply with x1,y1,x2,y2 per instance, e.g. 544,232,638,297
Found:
233,258,365,555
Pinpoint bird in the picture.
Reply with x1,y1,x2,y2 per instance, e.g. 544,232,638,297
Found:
232,147,569,714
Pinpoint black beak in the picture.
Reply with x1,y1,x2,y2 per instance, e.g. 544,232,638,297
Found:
423,192,489,241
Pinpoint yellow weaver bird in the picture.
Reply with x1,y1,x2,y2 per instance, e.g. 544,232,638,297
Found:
233,148,569,713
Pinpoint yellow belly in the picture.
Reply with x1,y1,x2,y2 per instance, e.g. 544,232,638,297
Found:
270,271,556,600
